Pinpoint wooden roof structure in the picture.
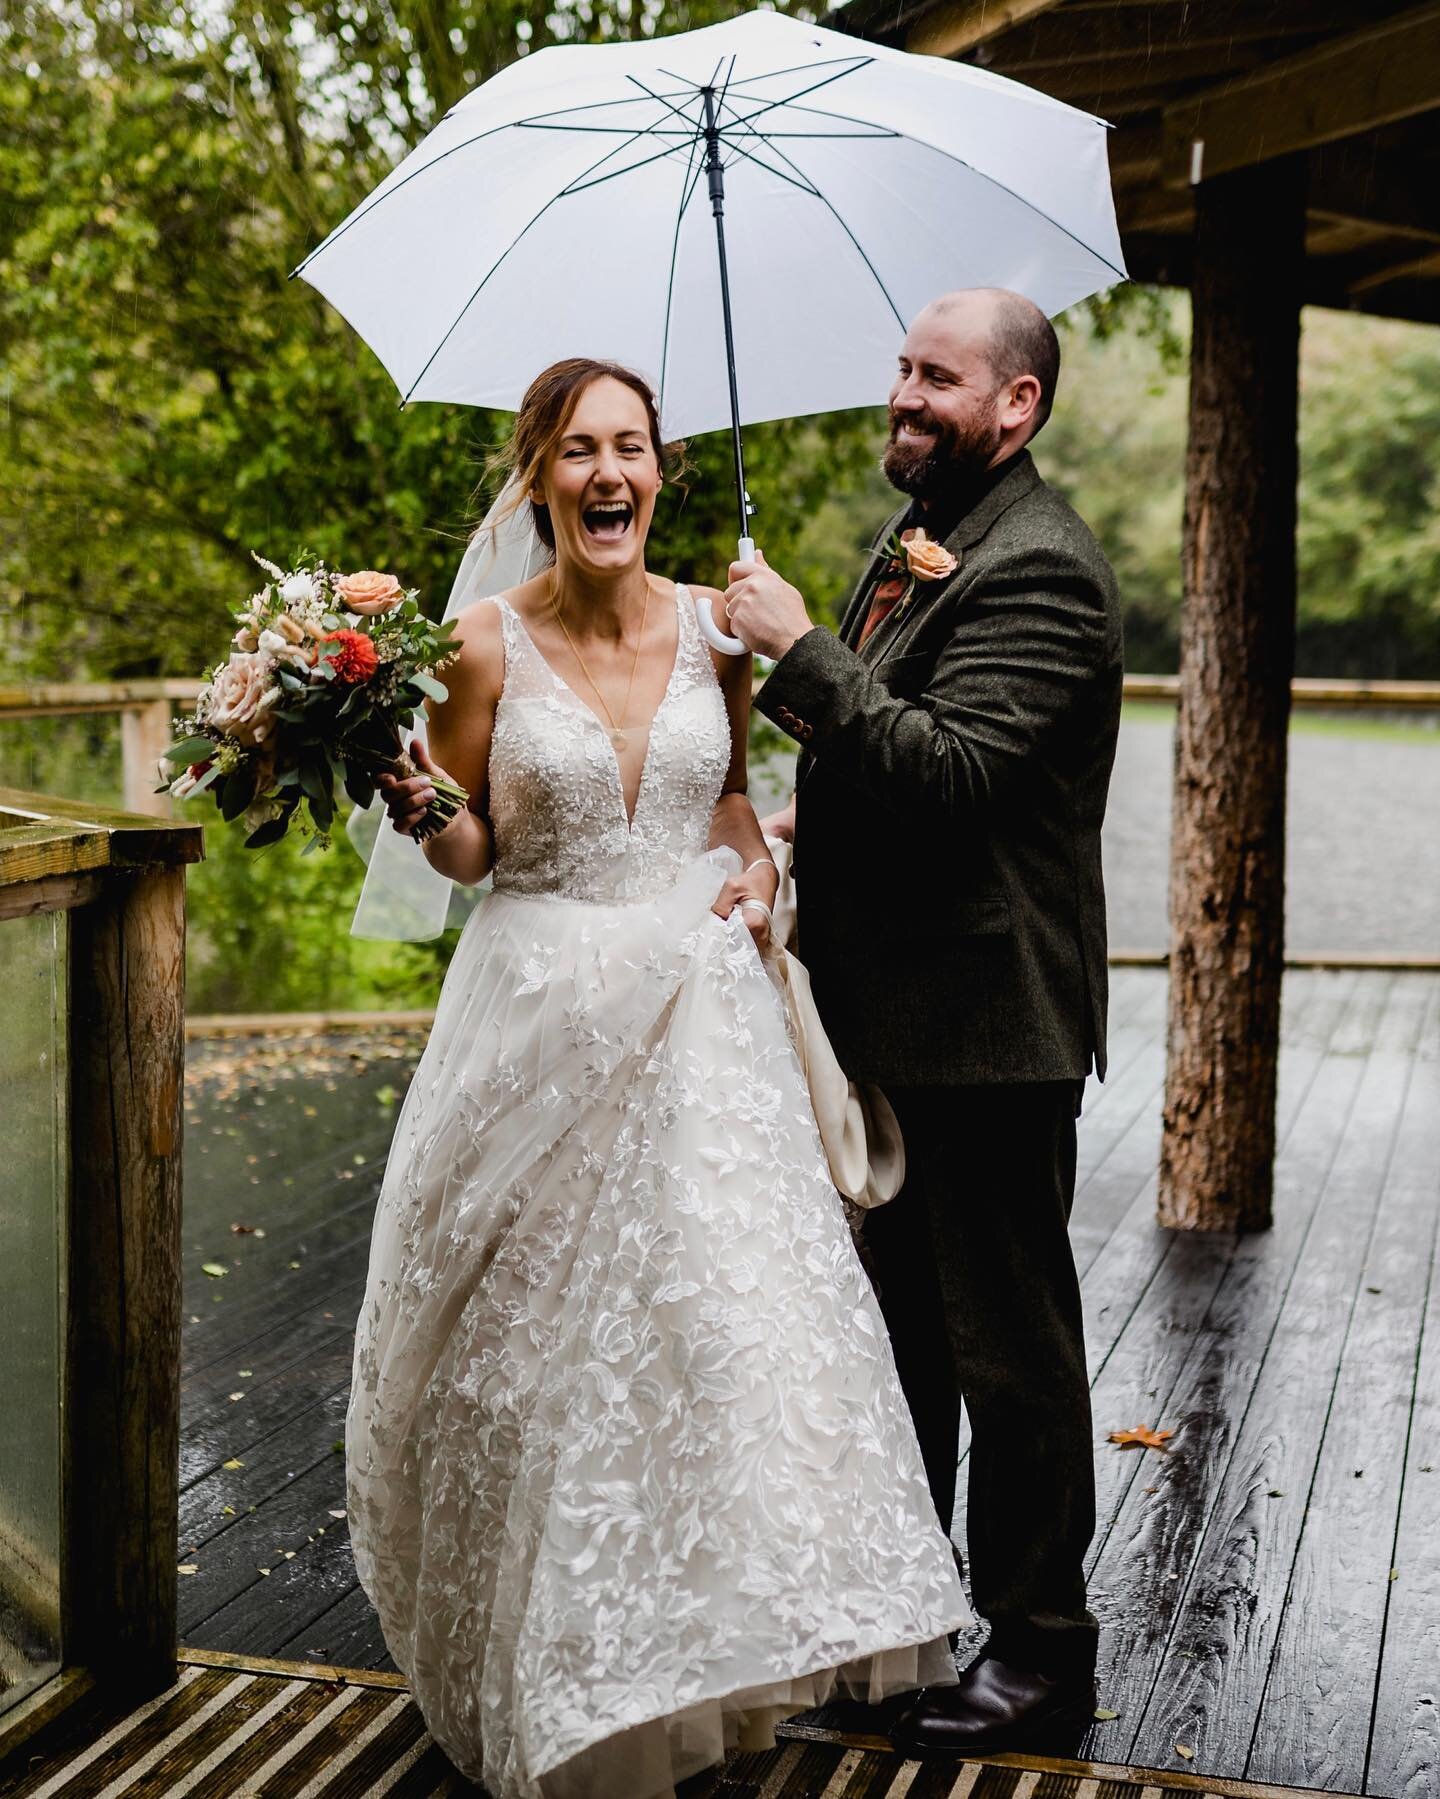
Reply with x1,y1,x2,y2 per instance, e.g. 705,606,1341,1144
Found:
840,0,1440,327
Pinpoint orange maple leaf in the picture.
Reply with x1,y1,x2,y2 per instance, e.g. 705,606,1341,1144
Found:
1108,1425,1174,1451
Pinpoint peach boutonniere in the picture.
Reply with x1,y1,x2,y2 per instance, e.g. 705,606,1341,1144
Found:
874,527,960,618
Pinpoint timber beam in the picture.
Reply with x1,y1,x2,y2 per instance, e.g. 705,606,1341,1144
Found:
1162,0,1440,187
905,0,1063,60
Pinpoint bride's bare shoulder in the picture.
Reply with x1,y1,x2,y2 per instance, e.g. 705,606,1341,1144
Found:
441,595,506,704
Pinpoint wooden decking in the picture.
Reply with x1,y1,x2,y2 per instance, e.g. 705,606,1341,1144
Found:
172,970,1440,1797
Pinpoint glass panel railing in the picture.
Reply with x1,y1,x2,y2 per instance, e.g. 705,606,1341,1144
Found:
0,909,66,1717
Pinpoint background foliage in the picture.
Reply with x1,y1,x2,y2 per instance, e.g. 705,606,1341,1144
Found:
2,0,1438,1012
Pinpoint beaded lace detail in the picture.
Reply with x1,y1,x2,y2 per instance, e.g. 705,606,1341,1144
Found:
487,585,730,905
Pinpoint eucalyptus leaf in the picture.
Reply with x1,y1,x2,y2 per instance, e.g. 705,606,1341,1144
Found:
164,735,215,763
412,672,449,702
220,767,254,822
244,815,289,849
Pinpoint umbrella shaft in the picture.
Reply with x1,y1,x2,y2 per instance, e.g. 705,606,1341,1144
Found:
702,88,750,547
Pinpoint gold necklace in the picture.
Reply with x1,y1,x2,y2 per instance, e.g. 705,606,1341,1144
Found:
548,572,652,750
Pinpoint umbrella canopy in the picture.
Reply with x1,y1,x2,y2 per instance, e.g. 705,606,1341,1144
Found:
294,7,1125,442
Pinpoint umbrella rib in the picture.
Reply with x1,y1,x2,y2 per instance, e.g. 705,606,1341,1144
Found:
560,138,698,197
291,118,521,278
656,135,708,425
711,58,873,135
725,123,907,332
293,88,701,276
398,126,663,405
655,52,871,97
758,99,1128,284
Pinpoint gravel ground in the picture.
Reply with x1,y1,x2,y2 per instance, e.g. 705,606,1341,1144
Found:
753,711,1440,960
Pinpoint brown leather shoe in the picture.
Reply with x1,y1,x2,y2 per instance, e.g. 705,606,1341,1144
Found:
890,1655,1096,1756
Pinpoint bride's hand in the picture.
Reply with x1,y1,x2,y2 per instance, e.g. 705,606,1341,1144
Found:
378,740,457,836
712,859,780,951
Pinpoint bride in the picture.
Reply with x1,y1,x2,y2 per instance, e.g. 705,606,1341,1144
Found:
349,356,967,1798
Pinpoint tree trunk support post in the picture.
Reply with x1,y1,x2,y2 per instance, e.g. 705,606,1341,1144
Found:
1159,157,1306,1234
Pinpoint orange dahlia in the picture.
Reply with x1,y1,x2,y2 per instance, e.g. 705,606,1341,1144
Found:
322,628,380,684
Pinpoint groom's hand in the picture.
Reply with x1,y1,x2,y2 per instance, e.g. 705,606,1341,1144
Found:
723,551,813,661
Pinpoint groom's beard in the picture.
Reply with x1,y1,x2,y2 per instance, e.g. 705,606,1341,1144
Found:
883,404,1005,503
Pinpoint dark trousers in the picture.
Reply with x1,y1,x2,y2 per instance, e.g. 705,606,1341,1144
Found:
863,1081,1099,1677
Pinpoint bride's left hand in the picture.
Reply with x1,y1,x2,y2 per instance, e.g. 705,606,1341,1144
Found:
712,862,780,951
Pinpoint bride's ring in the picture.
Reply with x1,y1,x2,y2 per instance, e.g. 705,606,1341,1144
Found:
724,598,735,620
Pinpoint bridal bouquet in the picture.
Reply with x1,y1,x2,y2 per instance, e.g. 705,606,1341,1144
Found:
157,554,466,849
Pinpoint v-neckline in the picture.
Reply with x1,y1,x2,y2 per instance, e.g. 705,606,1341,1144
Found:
502,586,686,831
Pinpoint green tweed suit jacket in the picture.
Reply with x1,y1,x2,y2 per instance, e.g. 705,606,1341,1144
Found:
754,450,1123,1087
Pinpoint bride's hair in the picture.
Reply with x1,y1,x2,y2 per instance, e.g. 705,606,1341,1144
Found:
478,358,686,552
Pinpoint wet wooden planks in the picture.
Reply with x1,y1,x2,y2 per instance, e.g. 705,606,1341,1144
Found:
174,972,1440,1794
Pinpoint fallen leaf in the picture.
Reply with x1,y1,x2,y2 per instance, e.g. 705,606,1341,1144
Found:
177,1564,199,1576
1267,1489,1285,1499
223,1458,244,1470
282,1550,296,1560
304,1648,330,1660
1175,1744,1194,1761
228,1392,245,1402
239,1370,253,1378
328,1509,346,1519
221,1505,236,1517
289,1261,302,1270
1094,1706,1120,1721
201,1262,228,1279
258,1567,271,1576
231,1222,259,1235
1390,1568,1399,1581
1108,1426,1173,1452
1366,1285,1382,1294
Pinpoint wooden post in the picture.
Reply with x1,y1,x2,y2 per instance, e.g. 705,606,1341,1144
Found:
121,699,174,818
63,865,187,1694
1159,157,1306,1233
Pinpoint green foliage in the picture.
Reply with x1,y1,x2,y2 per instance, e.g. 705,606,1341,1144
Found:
5,0,1439,1017
1044,293,1440,677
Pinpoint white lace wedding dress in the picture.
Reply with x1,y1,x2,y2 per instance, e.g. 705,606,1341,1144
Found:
347,586,968,1798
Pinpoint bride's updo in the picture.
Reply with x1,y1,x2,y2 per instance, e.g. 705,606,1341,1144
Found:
483,358,684,551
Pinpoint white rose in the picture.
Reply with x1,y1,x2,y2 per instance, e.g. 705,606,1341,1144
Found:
201,651,276,747
280,572,318,607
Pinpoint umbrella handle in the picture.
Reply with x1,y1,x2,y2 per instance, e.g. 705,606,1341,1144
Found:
694,536,754,656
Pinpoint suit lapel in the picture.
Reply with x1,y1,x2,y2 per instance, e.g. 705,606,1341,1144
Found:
839,505,909,650
865,452,1041,672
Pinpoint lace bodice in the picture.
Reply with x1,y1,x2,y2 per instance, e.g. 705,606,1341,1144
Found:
486,586,731,904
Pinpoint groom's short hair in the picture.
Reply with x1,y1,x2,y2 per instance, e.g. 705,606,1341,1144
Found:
985,291,1061,437
935,288,1061,439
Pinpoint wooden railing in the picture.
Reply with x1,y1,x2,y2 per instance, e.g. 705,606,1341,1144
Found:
2,674,1436,828
0,790,203,1754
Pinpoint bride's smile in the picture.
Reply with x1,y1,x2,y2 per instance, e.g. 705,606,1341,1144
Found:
533,375,664,578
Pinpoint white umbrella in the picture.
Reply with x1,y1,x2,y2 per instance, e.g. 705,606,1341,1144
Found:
296,7,1124,643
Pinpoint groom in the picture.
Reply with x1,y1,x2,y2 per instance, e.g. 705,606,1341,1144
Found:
724,287,1122,1753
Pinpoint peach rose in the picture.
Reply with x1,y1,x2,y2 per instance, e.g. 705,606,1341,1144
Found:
334,570,403,615
201,651,279,747
901,529,958,584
